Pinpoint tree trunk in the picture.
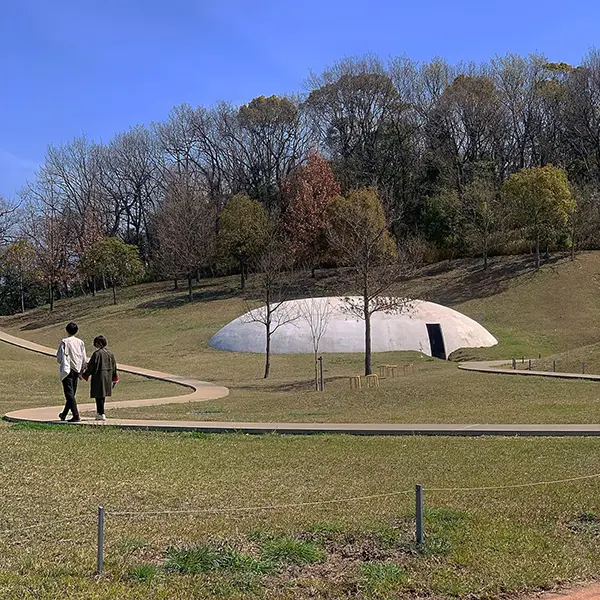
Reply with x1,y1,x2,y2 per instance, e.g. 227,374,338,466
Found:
187,272,193,302
311,266,316,279
364,294,372,376
535,235,540,270
92,277,96,297
49,283,54,312
240,259,246,291
174,278,178,291
19,272,25,314
264,285,272,378
112,282,117,305
102,275,107,290
264,316,271,379
571,221,576,262
314,351,319,391
483,241,488,271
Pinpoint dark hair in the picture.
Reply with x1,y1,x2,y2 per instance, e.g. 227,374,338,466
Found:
93,336,107,348
66,322,78,335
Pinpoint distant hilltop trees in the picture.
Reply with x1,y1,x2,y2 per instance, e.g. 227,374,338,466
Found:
4,50,600,314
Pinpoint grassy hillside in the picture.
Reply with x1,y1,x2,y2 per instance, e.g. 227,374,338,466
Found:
2,251,600,423
4,252,599,366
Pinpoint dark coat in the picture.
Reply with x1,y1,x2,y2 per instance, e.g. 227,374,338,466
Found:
84,348,118,399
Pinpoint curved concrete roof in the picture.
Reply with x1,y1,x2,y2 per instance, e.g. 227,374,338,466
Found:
209,297,497,357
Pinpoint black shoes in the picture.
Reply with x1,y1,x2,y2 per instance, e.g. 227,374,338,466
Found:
67,416,81,423
58,412,66,421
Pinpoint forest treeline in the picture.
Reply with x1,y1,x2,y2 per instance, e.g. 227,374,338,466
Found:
1,51,599,315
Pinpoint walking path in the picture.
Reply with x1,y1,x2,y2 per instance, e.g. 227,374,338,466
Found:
534,583,600,599
3,329,600,436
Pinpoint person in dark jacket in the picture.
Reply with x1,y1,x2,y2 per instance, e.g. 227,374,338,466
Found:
83,336,118,421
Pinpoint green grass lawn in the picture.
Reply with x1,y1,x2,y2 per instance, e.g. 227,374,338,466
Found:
107,361,600,424
516,343,600,376
3,253,600,598
3,420,600,599
2,253,600,427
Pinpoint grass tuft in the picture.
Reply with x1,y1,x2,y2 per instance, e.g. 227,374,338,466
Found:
260,536,325,565
568,512,600,536
128,563,159,582
360,561,408,597
164,545,219,574
164,544,272,575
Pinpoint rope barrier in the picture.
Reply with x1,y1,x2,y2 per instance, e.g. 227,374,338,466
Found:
3,471,600,536
426,471,600,492
0,514,93,547
107,472,600,518
108,488,415,517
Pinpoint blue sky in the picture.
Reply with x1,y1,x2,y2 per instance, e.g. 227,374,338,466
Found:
0,0,597,199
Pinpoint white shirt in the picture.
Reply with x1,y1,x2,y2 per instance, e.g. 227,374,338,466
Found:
56,336,88,380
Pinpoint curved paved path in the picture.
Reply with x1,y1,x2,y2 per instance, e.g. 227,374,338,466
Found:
533,583,600,600
0,330,230,426
3,329,600,435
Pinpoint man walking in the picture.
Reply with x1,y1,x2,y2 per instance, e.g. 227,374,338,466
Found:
57,322,88,422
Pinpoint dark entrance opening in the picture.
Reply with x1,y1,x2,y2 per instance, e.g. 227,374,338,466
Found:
426,323,447,360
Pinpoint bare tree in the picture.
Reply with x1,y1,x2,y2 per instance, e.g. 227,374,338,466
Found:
244,235,299,378
0,196,19,246
154,174,215,301
21,181,70,311
42,136,105,258
99,125,160,254
297,297,335,390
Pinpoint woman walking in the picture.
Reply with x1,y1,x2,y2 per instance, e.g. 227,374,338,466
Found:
83,336,118,420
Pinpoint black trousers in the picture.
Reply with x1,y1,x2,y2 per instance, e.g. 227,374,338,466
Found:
61,370,80,418
96,397,105,415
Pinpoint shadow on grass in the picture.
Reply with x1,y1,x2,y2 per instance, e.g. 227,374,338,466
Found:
137,287,238,310
242,254,568,308
1,253,571,333
409,253,568,306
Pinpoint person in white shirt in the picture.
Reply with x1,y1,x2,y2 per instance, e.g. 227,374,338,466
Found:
56,322,88,422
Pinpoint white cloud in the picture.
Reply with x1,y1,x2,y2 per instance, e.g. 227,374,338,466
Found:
0,149,39,172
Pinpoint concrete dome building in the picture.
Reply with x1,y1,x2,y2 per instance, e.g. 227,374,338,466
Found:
209,297,497,359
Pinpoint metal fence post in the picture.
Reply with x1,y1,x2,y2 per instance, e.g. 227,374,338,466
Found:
553,360,556,373
582,362,586,374
415,484,424,545
318,356,324,392
97,506,105,575
528,359,531,371
512,358,516,370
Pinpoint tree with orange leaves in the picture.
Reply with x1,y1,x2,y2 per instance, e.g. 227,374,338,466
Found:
282,152,340,276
